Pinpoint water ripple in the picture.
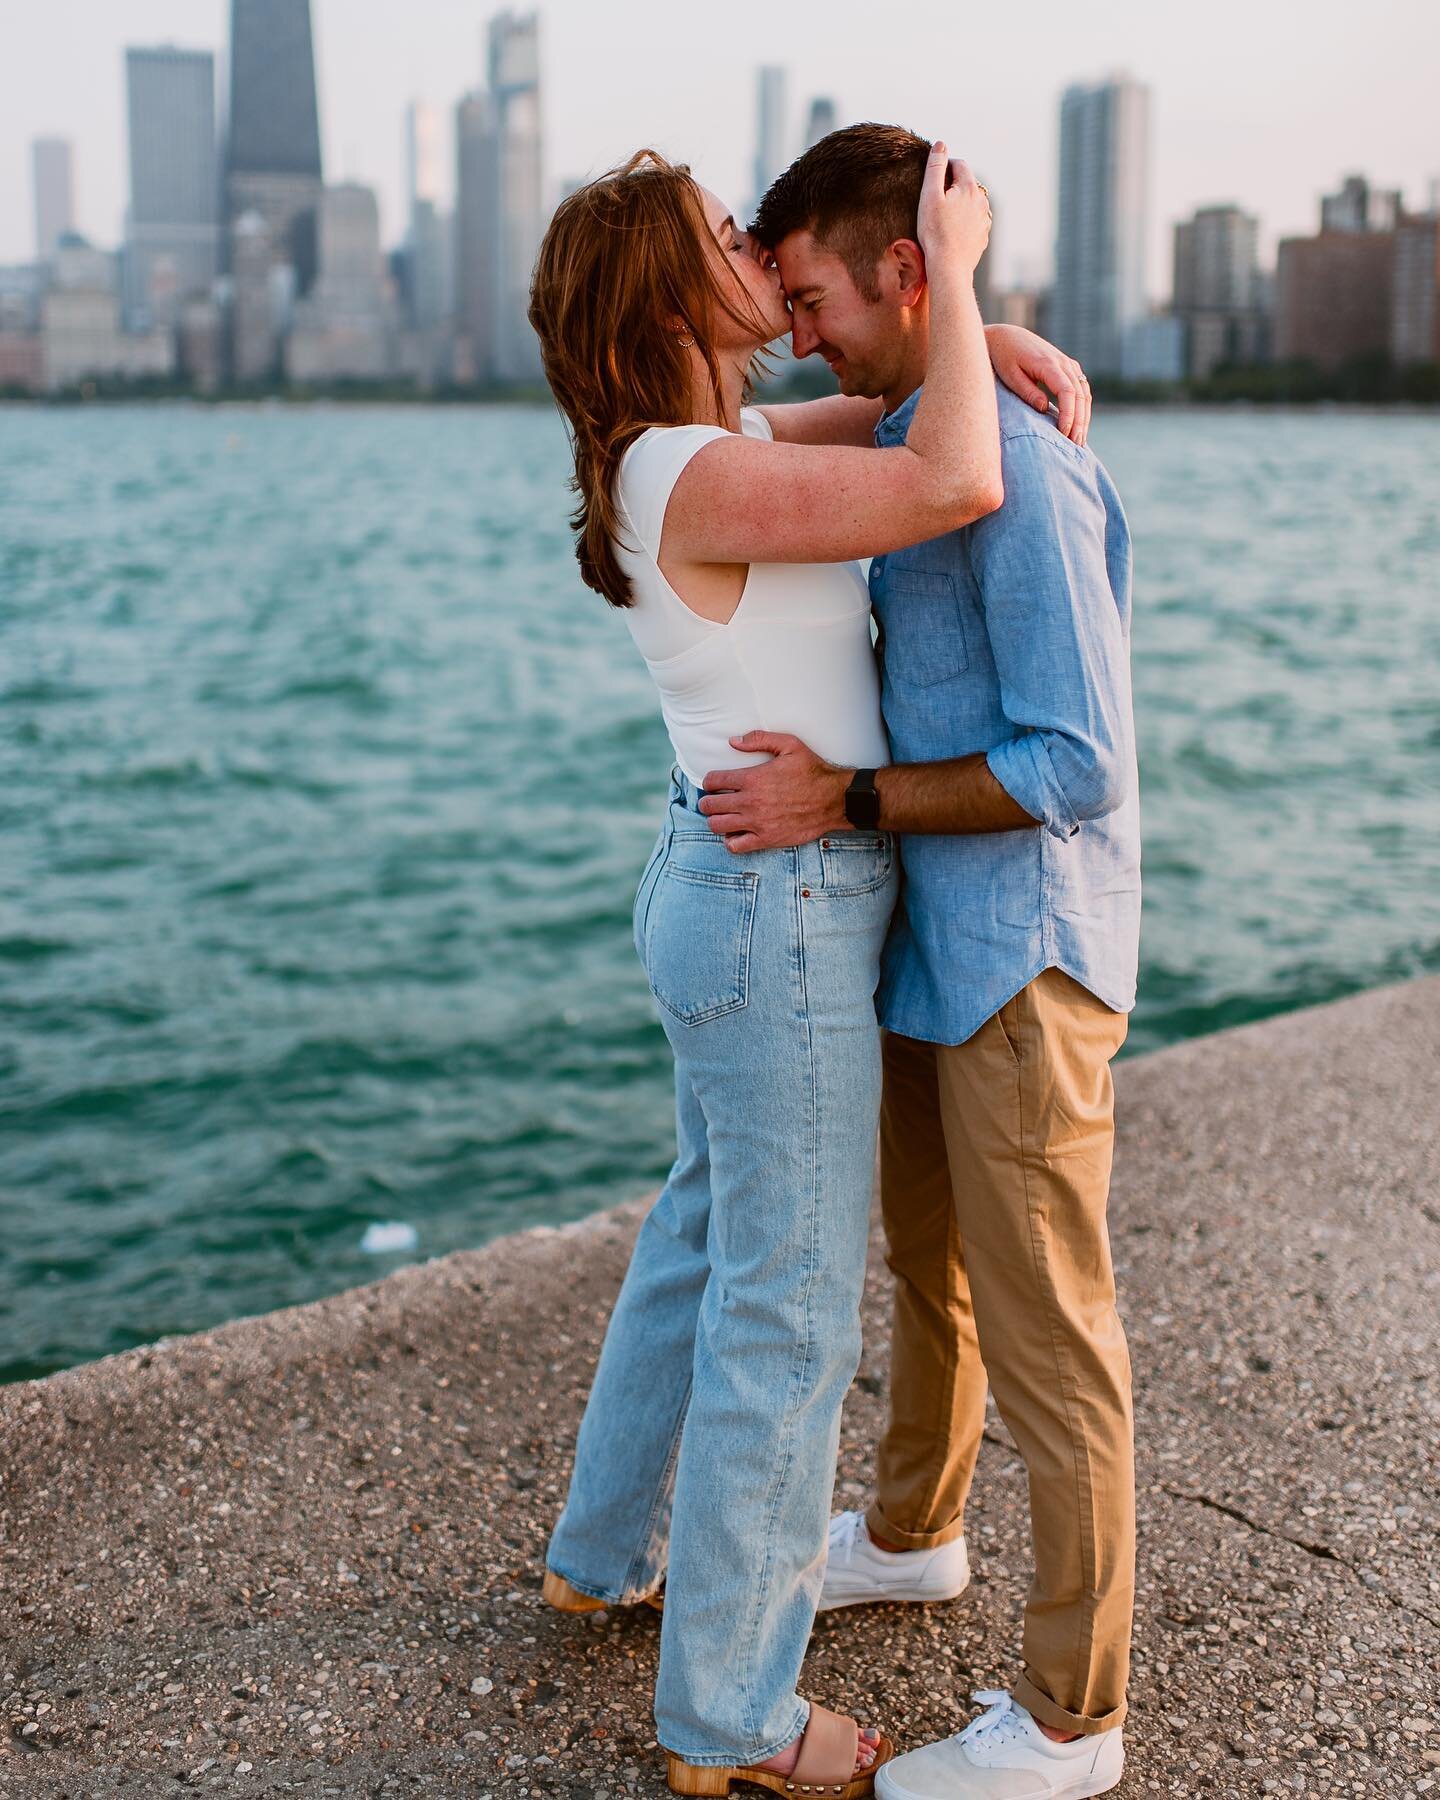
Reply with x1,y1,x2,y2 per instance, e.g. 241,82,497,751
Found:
0,400,1436,1382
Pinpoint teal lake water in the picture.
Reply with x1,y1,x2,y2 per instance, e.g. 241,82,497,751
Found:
2,402,1438,1384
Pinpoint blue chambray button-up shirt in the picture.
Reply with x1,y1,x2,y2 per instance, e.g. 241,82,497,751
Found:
870,379,1141,1046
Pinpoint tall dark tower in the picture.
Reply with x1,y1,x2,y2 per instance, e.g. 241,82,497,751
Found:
224,0,324,378
227,0,322,180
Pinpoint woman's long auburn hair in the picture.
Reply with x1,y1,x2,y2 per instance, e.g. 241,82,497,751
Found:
528,150,773,609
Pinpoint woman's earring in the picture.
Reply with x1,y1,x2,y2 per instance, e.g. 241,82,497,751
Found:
676,330,695,349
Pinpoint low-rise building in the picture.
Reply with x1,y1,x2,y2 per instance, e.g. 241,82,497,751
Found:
42,288,174,391
1275,174,1407,371
0,332,43,392
179,294,226,392
39,232,174,390
989,288,1043,333
0,262,46,332
1276,231,1395,370
1121,312,1186,383
285,183,398,382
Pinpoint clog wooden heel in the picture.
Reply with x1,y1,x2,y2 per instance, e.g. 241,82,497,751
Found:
664,1702,893,1798
664,1759,734,1797
542,1569,607,1612
543,1569,665,1613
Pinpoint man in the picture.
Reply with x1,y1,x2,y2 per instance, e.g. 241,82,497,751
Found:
700,124,1141,1799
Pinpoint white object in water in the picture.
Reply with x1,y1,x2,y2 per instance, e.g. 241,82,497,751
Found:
360,1221,419,1255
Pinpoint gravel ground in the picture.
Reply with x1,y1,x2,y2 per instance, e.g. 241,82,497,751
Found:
2,977,1437,1799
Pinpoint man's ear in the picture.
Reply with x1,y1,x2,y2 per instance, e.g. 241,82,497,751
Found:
889,238,927,306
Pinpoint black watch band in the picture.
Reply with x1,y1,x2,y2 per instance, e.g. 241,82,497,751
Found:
844,768,881,831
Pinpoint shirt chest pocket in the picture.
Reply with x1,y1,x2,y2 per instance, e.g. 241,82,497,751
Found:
878,570,970,687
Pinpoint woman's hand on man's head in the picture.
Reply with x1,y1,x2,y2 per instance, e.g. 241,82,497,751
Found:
916,145,993,279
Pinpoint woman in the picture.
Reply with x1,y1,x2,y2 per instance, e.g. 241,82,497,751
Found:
526,142,1087,1798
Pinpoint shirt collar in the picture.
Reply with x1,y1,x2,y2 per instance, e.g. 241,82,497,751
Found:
874,383,923,446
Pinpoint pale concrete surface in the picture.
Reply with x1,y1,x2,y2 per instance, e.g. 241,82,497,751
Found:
2,978,1437,1798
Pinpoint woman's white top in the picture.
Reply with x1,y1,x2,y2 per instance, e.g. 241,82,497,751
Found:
614,405,890,787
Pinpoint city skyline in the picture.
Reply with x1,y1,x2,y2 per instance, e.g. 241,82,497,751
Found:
3,0,1437,294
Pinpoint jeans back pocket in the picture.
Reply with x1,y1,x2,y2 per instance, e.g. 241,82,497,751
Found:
644,862,759,1026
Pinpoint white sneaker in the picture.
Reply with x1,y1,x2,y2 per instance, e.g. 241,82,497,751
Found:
876,1690,1123,1799
817,1508,971,1612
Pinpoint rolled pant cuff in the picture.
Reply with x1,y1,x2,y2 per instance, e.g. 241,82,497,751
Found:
864,1500,966,1552
660,1699,812,1769
1013,1671,1127,1738
545,1558,661,1609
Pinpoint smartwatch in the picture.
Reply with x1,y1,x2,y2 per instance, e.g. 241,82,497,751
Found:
844,768,881,831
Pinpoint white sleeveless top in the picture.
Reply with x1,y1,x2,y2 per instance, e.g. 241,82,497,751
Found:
614,406,890,786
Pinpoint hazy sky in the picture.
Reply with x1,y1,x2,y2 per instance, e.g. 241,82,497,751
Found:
4,0,1437,293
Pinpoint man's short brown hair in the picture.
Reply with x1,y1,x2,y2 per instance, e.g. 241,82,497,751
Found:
750,123,931,303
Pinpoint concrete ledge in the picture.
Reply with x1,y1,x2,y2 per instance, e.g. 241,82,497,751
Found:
2,978,1438,1796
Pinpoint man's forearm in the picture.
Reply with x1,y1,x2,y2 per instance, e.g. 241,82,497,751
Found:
872,753,1038,835
698,732,1040,851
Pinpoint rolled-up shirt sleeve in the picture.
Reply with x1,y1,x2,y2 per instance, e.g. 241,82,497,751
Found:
970,431,1134,840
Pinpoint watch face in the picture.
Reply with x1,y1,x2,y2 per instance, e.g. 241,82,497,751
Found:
845,779,880,830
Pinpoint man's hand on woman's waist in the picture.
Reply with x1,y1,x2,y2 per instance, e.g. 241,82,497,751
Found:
701,730,1038,851
699,732,851,852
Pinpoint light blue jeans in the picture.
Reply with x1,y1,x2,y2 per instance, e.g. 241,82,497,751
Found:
547,767,897,1765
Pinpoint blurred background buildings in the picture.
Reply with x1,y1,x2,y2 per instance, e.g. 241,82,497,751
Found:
0,8,1435,397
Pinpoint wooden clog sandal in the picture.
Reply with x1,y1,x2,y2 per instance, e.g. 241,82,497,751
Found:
665,1700,895,1797
542,1568,664,1613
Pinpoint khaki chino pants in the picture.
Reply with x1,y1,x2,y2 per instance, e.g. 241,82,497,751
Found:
869,966,1135,1736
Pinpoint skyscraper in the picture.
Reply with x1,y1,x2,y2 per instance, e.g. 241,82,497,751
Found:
405,199,452,334
1172,204,1265,379
405,101,444,228
224,0,324,379
803,97,837,151
1051,75,1151,375
1321,175,1401,235
454,88,500,378
488,11,544,383
124,47,220,330
32,138,75,262
753,67,787,216
1173,206,1259,313
227,0,321,182
453,13,543,385
402,100,450,338
225,0,323,287
1392,210,1440,367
